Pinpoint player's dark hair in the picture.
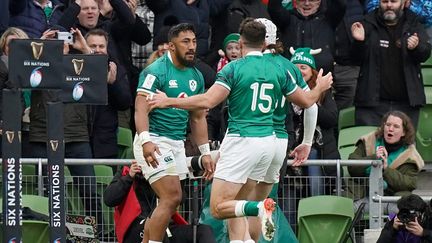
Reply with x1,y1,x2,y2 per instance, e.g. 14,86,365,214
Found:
239,18,266,49
167,23,196,41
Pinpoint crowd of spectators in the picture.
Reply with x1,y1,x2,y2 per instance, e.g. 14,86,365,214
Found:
0,0,431,241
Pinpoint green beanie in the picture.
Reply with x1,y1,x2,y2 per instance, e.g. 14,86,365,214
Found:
222,33,240,50
290,47,316,69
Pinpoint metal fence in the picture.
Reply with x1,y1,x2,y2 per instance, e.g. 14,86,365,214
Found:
7,158,383,242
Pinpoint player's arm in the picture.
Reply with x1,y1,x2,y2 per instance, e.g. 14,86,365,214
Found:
189,109,215,180
135,92,161,168
287,69,333,108
150,84,230,110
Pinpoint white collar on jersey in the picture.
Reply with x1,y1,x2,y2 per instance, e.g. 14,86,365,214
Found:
245,51,263,56
167,51,174,63
263,49,272,54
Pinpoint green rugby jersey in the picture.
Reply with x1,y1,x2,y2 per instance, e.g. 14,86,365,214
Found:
264,52,308,138
215,51,298,137
137,53,205,140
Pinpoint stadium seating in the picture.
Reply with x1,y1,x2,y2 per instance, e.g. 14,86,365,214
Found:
94,165,115,236
0,195,50,243
338,126,377,149
338,106,355,131
297,195,354,243
416,106,432,163
117,127,134,159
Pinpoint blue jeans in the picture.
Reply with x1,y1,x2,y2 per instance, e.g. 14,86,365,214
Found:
307,147,324,196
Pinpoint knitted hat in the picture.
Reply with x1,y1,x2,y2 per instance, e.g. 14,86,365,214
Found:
153,26,170,50
222,33,240,50
290,47,317,69
254,18,277,45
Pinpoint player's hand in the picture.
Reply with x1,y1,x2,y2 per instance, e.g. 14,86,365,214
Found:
351,22,365,41
129,160,142,178
315,69,333,93
200,155,215,181
290,143,311,166
147,90,170,108
142,141,161,168
407,33,419,50
405,217,424,236
393,216,404,230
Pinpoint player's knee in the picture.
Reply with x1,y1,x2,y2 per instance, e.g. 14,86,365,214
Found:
160,190,182,209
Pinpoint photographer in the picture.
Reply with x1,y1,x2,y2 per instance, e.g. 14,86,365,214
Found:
377,194,432,243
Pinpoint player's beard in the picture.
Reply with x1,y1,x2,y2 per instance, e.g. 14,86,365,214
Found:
176,49,196,67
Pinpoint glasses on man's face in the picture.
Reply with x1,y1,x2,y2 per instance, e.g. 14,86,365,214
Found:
297,0,321,3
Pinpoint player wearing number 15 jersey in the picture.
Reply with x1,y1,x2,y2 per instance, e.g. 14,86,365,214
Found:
148,18,333,241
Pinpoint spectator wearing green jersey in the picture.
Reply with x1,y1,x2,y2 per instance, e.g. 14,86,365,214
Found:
134,23,215,243
148,18,333,242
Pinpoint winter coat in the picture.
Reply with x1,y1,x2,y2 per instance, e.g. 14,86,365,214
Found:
268,0,346,73
347,132,424,200
352,9,432,107
9,0,65,38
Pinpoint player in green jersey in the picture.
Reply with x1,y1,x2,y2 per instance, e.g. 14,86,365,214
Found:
242,17,320,242
148,18,333,242
133,23,215,243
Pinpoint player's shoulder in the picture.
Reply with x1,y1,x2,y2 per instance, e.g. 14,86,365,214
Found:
142,55,168,77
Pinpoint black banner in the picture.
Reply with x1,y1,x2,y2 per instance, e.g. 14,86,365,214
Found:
47,102,66,243
2,89,22,243
8,39,63,89
61,54,108,105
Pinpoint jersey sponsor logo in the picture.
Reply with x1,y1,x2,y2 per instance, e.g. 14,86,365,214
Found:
142,74,156,89
189,80,197,92
178,92,188,98
169,80,178,88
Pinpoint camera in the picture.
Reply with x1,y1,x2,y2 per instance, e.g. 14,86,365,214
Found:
56,31,74,44
397,208,421,224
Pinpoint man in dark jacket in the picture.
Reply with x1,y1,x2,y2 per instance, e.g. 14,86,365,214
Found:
268,0,346,73
85,29,132,160
351,0,432,128
9,0,65,38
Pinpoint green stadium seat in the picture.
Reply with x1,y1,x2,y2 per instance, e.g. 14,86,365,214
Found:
338,126,377,149
339,146,357,160
0,220,50,243
0,195,50,243
338,106,355,131
422,68,432,86
117,127,134,159
22,194,49,216
94,165,115,235
422,56,432,67
416,106,432,163
425,86,432,104
64,167,85,215
297,195,354,243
